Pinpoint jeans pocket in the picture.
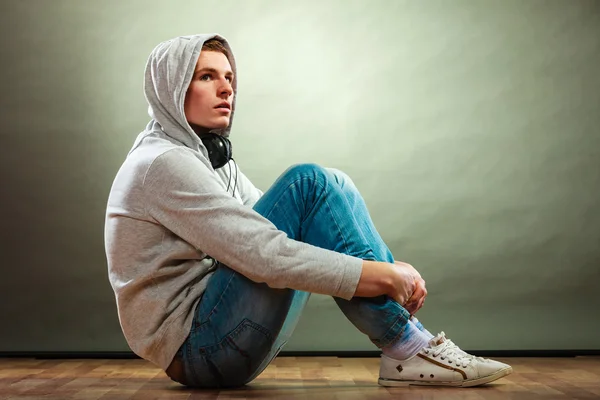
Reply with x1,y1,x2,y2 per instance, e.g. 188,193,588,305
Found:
205,318,275,387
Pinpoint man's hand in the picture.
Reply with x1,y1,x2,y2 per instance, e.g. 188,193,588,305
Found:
353,260,427,315
394,260,427,315
355,260,415,306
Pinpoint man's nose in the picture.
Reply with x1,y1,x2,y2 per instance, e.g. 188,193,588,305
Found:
219,80,233,97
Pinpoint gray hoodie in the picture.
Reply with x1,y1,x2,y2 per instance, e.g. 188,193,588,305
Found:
104,34,364,370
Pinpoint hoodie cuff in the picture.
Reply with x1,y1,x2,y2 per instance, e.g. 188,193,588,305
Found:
335,255,364,300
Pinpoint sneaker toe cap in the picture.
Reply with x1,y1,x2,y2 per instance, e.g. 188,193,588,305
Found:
475,359,512,377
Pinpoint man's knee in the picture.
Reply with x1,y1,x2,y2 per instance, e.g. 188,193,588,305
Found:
284,162,326,178
325,167,357,192
282,163,358,194
284,163,350,183
326,167,347,183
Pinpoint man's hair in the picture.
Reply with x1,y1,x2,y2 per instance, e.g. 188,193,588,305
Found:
202,38,230,58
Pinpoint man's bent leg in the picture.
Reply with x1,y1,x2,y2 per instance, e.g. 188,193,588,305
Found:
253,164,412,349
325,167,513,387
175,163,410,387
325,168,425,344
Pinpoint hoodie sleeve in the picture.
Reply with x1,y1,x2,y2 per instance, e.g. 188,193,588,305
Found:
142,148,363,300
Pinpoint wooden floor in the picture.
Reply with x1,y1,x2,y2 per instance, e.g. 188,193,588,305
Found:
1,356,599,399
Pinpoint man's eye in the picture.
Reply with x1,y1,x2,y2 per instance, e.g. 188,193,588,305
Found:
199,74,232,83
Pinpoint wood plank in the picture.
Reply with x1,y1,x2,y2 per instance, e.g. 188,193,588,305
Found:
0,356,598,399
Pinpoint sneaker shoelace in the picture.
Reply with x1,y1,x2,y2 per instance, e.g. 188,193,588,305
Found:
445,339,487,362
434,332,487,363
423,340,473,368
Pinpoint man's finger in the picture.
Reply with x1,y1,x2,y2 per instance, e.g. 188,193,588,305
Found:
404,283,425,312
406,294,426,315
409,280,426,302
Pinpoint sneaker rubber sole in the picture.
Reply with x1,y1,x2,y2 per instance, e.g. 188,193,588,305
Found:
378,366,513,388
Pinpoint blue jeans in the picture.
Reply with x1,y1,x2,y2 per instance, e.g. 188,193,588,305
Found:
173,163,412,388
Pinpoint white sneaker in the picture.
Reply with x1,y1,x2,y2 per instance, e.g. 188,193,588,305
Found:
378,332,513,387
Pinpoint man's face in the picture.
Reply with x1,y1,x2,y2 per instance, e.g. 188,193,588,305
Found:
184,51,234,129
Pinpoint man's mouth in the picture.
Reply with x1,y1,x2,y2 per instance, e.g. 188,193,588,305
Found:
215,102,231,109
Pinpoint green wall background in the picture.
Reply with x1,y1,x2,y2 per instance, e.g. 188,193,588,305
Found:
1,0,598,353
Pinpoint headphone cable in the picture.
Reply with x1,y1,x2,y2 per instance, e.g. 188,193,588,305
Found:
225,159,239,198
231,158,239,198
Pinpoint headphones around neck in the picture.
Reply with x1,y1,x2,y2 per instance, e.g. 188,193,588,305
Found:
200,133,232,169
200,132,238,197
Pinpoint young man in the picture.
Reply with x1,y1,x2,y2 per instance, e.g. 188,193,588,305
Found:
104,33,512,388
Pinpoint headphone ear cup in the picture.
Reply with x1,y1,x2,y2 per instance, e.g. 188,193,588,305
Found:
201,134,232,169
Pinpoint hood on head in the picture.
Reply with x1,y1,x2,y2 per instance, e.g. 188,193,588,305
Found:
142,33,238,150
